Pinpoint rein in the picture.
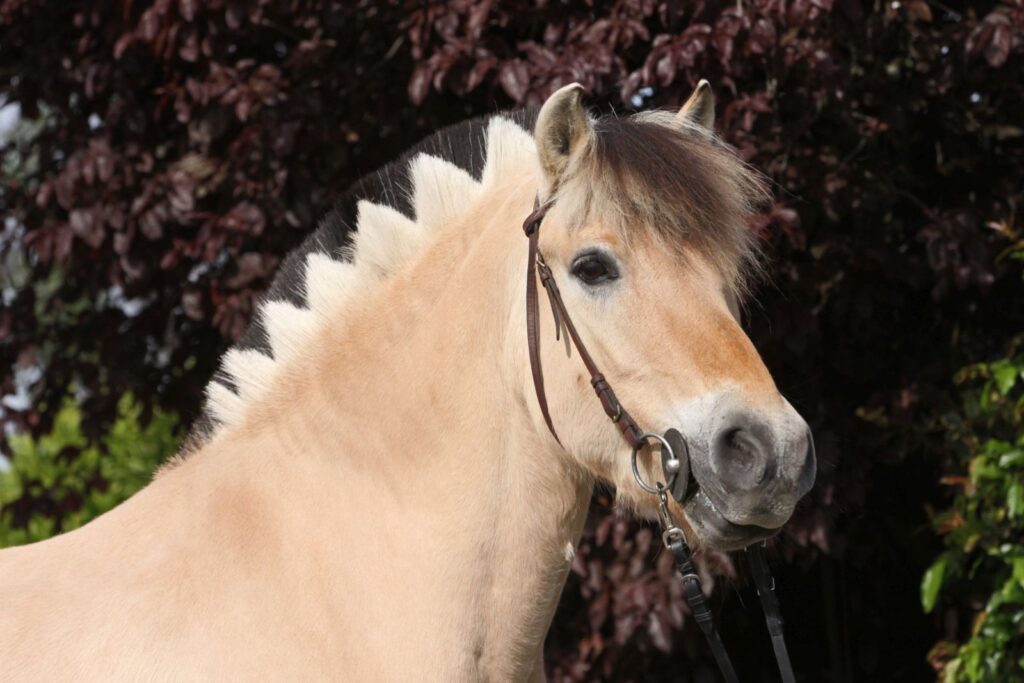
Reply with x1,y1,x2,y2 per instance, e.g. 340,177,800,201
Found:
522,199,795,683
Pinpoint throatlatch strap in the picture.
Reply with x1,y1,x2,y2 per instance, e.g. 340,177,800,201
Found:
748,543,796,683
667,536,739,683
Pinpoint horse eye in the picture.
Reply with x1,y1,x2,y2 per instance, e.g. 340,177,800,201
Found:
571,252,619,285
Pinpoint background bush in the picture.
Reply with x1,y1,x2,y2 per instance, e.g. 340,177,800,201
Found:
2,0,1023,680
0,392,179,547
925,298,1024,682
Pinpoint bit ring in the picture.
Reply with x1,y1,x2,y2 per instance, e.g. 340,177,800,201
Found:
630,432,677,494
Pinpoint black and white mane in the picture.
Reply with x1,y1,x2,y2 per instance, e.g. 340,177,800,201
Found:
184,109,540,451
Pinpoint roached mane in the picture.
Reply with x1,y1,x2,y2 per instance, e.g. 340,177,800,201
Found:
175,106,767,460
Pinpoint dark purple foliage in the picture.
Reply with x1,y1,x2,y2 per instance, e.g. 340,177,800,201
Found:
2,0,1023,679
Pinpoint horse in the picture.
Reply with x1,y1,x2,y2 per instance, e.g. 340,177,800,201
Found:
0,81,815,680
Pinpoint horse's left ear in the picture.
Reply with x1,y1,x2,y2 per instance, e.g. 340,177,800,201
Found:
535,83,593,195
674,79,715,135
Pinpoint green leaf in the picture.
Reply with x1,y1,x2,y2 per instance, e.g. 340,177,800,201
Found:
1013,557,1024,585
971,454,1003,482
943,657,961,683
922,554,949,613
999,450,1024,468
964,646,982,681
1009,483,1024,519
991,360,1020,395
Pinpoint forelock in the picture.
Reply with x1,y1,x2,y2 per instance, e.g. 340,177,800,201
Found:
559,110,770,297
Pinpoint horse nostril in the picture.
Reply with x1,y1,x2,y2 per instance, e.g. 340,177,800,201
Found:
724,429,757,473
696,409,815,529
727,428,760,462
710,419,772,491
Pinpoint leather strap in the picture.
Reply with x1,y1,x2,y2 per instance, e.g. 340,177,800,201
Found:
668,535,739,683
524,202,561,445
748,543,797,683
523,201,644,450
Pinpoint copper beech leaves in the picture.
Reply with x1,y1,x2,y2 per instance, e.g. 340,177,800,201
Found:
2,0,1024,680
967,8,1022,68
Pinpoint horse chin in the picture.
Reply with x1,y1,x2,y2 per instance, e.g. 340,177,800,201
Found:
683,489,777,552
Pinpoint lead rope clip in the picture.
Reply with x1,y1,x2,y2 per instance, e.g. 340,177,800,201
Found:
657,489,686,548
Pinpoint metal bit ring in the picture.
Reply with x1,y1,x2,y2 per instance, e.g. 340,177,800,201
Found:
630,432,677,494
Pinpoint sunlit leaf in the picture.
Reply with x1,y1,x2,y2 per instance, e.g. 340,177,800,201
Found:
922,554,949,613
991,360,1020,396
1008,483,1024,519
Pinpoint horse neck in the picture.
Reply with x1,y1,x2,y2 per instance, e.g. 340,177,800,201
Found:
194,175,593,676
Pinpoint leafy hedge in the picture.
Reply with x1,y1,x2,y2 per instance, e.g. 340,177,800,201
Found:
925,329,1024,679
2,0,1024,679
0,393,179,547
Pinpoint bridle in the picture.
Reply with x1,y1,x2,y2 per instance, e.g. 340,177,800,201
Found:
522,199,796,683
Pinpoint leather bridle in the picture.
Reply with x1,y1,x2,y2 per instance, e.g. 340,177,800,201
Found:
523,200,644,450
522,199,796,683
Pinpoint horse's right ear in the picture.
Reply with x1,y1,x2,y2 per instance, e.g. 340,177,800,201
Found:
674,79,715,136
535,83,593,196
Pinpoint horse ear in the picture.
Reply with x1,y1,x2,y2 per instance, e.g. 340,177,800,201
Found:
535,83,593,194
674,79,715,135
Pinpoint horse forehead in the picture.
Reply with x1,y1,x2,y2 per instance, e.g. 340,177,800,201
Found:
573,222,623,247
540,218,620,254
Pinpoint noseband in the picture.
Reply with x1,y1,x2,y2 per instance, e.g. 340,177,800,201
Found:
522,199,795,683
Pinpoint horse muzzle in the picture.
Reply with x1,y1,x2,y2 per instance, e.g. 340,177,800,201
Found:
657,403,816,550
